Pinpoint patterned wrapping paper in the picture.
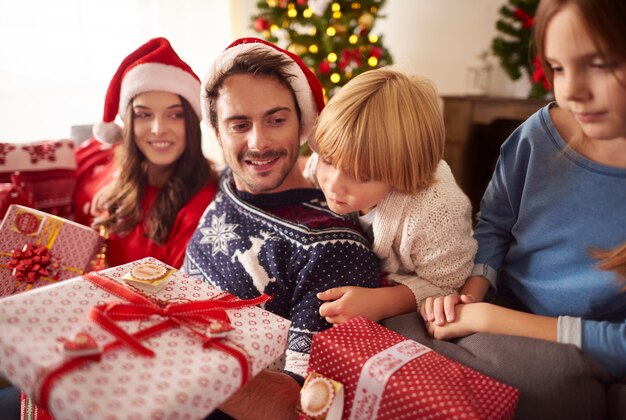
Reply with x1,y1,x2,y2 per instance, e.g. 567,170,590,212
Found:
0,257,291,419
0,139,77,219
307,316,520,420
0,204,101,297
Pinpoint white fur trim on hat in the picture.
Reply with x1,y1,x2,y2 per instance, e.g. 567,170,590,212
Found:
93,121,123,144
202,42,319,146
119,62,202,120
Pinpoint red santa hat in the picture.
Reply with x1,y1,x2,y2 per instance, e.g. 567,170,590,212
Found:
93,37,201,144
202,37,325,145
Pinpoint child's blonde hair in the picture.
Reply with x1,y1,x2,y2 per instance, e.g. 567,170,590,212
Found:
313,67,444,194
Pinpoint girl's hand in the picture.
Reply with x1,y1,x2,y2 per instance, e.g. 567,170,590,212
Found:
426,303,480,340
420,293,477,326
317,286,384,324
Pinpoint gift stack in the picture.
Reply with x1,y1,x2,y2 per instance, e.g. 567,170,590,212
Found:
301,317,520,420
0,257,291,419
0,205,102,297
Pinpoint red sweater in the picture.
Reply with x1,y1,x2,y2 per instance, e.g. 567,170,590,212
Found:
74,138,217,268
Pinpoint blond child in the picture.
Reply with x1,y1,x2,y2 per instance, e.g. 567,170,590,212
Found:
306,67,477,324
425,0,626,379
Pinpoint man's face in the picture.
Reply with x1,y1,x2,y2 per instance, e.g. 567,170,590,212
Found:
214,73,302,194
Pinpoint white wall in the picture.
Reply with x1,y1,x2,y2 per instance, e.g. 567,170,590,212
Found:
0,0,231,143
231,0,531,98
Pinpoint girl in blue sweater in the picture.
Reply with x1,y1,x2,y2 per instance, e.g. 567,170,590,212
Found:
425,0,626,379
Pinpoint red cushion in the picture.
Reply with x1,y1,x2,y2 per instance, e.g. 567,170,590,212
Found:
0,139,76,219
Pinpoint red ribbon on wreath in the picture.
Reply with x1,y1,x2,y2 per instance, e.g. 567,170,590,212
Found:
7,243,56,283
38,271,271,411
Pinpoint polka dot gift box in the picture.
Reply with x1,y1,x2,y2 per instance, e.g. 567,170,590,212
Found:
306,316,519,420
0,257,290,419
0,204,101,297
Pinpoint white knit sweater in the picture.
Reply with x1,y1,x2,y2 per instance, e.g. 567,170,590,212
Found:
305,155,477,308
371,161,477,307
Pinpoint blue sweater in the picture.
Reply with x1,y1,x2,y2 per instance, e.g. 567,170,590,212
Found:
183,173,380,382
473,104,626,377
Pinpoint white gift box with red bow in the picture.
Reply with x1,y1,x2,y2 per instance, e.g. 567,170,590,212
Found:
0,257,290,419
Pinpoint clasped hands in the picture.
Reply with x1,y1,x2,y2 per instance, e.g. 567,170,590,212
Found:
420,294,489,340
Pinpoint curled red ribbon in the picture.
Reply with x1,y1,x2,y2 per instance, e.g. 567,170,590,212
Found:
38,272,270,411
7,243,54,283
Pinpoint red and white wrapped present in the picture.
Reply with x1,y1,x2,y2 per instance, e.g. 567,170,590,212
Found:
0,258,290,419
303,316,519,420
0,204,101,297
0,139,76,219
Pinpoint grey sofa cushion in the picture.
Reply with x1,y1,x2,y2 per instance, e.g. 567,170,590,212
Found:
382,313,622,420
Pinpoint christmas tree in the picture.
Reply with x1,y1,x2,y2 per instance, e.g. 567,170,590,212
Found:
251,0,393,99
491,0,549,99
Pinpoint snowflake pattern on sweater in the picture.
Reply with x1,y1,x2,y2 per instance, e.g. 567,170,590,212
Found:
183,173,380,381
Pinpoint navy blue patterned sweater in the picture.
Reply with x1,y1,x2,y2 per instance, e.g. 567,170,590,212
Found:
183,173,380,382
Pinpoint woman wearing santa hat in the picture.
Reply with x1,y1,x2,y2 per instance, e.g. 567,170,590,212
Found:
74,37,218,269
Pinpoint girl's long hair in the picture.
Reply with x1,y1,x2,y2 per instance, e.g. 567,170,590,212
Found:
592,243,626,286
95,95,217,244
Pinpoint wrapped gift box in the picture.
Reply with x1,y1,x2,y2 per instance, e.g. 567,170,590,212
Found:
0,139,77,219
0,204,101,297
306,316,519,420
0,258,290,419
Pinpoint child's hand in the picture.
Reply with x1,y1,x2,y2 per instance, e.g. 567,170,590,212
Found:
317,286,383,324
420,293,477,326
425,303,478,340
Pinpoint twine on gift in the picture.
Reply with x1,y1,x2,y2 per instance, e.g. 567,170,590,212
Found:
37,272,269,411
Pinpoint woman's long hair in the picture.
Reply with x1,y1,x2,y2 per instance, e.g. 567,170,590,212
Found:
95,95,217,244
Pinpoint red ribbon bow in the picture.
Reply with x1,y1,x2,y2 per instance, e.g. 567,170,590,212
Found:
8,243,54,283
531,55,551,92
513,7,535,29
339,49,363,69
38,271,270,411
87,275,264,358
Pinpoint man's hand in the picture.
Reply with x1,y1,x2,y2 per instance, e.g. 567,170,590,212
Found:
318,286,385,324
420,293,477,326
